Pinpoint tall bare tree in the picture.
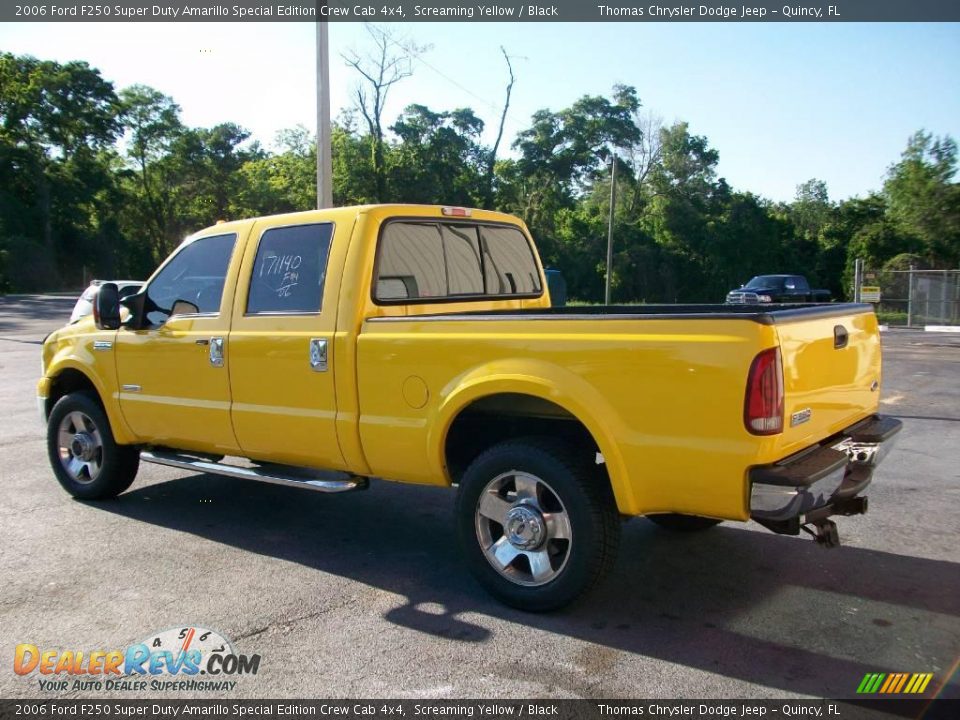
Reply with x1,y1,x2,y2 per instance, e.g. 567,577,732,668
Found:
342,25,425,201
485,46,516,206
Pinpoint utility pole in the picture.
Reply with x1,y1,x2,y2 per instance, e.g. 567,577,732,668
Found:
605,155,617,305
907,264,915,327
853,258,863,302
316,21,333,209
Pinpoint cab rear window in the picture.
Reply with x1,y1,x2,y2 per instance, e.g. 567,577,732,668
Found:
374,221,541,303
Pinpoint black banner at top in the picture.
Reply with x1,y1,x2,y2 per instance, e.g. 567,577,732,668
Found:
3,1,960,23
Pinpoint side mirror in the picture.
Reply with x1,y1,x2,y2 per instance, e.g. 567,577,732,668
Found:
93,283,121,330
119,291,147,330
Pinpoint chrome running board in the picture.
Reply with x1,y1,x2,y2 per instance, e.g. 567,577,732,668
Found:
140,450,367,493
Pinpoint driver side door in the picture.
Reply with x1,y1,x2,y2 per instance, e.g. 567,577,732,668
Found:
115,231,244,456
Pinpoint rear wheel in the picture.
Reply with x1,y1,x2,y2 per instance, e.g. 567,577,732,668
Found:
47,392,139,500
647,513,722,532
456,438,620,612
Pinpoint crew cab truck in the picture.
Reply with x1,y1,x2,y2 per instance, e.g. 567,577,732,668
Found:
726,274,832,304
38,205,901,611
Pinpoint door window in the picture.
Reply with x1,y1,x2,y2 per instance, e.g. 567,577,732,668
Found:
145,233,236,326
246,223,333,315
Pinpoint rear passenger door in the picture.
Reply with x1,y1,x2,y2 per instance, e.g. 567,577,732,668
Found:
228,219,346,470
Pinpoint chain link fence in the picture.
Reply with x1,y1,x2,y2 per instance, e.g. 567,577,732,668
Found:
868,269,960,327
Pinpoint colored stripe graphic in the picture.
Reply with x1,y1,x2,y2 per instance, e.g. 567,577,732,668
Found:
893,674,909,693
857,672,934,693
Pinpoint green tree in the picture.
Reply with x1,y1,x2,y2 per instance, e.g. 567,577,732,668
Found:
390,105,486,205
884,130,959,267
0,53,121,289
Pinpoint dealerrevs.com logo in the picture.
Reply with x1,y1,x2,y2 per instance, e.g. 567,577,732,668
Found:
13,626,261,692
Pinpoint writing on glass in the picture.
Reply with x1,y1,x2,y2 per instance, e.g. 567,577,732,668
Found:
259,252,302,298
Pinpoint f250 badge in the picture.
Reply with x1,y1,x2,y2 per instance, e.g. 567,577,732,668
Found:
791,408,812,427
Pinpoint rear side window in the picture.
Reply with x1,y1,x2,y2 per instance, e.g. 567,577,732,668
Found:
480,225,541,295
375,221,541,303
247,223,333,314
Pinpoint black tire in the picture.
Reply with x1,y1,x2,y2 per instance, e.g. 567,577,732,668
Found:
47,391,139,500
456,437,620,612
647,513,722,532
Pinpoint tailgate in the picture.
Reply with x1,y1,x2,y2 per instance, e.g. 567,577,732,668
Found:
773,308,882,458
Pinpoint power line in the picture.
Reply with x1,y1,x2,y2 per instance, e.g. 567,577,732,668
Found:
387,36,528,129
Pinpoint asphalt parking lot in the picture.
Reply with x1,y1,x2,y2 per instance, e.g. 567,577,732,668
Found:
1,295,957,700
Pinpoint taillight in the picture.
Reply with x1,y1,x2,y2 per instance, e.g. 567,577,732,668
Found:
744,347,784,435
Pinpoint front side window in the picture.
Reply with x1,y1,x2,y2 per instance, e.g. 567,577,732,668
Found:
247,223,333,314
145,233,236,326
374,221,541,303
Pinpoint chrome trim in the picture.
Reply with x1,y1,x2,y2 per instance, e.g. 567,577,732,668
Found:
751,417,901,521
121,384,142,392
92,341,113,351
209,337,224,367
475,470,572,587
726,291,760,304
37,396,49,425
140,450,364,493
832,434,900,470
750,463,847,520
169,312,218,320
243,311,323,318
309,337,328,372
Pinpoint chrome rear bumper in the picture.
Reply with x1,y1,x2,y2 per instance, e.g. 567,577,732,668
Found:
750,415,902,522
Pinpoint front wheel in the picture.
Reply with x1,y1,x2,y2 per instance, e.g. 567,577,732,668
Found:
456,438,620,612
47,392,139,500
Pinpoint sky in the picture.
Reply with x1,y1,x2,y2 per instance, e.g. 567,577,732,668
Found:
1,20,958,202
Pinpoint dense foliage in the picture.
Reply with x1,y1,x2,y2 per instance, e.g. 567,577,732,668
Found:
1,51,957,299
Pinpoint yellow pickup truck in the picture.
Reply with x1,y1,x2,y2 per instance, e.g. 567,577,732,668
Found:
38,204,901,610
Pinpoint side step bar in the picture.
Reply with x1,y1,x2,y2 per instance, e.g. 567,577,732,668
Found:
140,450,367,493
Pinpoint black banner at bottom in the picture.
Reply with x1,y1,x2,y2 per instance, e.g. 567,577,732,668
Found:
0,700,956,720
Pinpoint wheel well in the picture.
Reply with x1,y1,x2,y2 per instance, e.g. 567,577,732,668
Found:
444,393,601,484
47,369,102,415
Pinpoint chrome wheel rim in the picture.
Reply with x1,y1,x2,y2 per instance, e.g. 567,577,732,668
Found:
475,470,572,587
57,411,103,485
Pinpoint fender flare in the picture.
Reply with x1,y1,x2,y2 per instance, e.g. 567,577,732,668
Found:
45,358,137,446
428,359,637,514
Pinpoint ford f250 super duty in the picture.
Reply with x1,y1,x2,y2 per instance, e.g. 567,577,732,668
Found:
38,205,901,610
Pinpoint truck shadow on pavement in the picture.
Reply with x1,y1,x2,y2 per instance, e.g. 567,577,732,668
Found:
96,473,960,700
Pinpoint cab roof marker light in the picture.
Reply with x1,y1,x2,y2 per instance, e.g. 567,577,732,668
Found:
441,207,471,217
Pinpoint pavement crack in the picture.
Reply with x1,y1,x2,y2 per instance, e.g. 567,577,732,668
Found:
234,595,360,642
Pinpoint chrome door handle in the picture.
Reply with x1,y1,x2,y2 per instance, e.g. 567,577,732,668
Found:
309,338,328,372
209,337,224,367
